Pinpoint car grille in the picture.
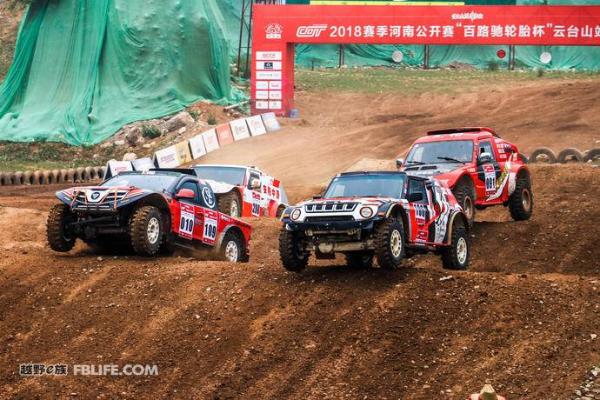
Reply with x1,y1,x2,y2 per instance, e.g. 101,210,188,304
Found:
305,202,357,213
73,190,128,207
304,216,355,223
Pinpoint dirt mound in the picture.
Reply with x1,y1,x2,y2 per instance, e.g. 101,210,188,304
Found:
1,78,599,399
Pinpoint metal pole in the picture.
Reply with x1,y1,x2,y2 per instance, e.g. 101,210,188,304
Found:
423,45,430,70
244,0,254,78
236,0,248,77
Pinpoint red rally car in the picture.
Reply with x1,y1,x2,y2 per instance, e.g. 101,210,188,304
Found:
47,170,251,262
398,127,533,224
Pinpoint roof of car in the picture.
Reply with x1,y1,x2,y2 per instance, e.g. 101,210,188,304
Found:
193,164,260,171
415,127,499,143
338,171,428,181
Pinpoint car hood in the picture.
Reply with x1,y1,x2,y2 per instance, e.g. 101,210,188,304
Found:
58,186,149,203
204,179,237,195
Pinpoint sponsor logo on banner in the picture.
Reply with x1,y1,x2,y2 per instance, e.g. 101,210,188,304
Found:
269,101,282,110
230,119,251,141
256,51,282,61
256,71,282,80
269,81,282,90
189,134,207,159
256,61,282,71
215,124,234,146
261,112,281,132
266,23,283,39
452,11,484,21
154,146,180,168
269,91,282,100
256,81,269,90
297,24,328,38
175,141,192,165
247,116,267,136
255,90,269,100
256,101,270,110
202,129,219,153
106,160,133,178
131,157,155,171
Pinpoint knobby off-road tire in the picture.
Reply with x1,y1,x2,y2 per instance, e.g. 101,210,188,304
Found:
452,178,476,226
508,174,533,221
218,191,242,217
279,229,309,272
374,218,405,270
47,204,76,252
441,223,470,270
129,206,163,256
219,230,248,263
345,252,374,269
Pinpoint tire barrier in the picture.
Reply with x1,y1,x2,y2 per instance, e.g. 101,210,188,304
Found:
584,148,600,163
23,171,34,185
2,173,14,186
530,147,557,164
59,169,69,183
85,166,97,181
66,168,77,183
0,166,107,187
557,148,584,163
75,167,90,182
14,171,24,186
32,170,44,185
50,169,60,184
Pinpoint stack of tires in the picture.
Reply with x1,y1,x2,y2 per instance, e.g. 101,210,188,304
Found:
529,147,600,164
0,166,106,187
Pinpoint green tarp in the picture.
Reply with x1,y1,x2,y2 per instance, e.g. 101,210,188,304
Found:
0,0,240,146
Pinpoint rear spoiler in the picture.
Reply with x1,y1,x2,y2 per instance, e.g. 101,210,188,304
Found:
426,127,500,138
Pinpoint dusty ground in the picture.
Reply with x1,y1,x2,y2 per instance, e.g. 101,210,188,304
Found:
0,77,599,399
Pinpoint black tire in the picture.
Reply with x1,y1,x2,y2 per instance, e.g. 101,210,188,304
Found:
345,252,374,269
452,178,476,226
508,173,533,221
219,230,247,263
47,204,76,252
129,206,163,256
279,229,309,272
441,222,470,270
374,218,405,270
557,148,584,163
583,148,600,163
218,191,242,217
530,147,557,164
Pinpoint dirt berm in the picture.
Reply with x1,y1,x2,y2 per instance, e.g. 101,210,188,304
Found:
0,79,599,399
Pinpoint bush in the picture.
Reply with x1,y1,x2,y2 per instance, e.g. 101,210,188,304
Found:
207,113,217,126
141,125,161,139
189,109,199,121
486,61,500,72
536,68,545,78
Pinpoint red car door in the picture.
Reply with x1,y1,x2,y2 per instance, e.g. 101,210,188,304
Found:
472,139,503,204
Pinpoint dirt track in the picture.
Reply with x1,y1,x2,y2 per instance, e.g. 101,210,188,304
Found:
0,78,599,399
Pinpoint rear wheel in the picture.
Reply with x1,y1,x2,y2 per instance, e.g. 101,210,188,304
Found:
129,206,163,256
374,218,405,270
279,229,309,272
47,204,76,252
441,223,470,270
452,178,476,226
345,252,374,269
219,230,246,263
508,174,533,221
218,191,242,217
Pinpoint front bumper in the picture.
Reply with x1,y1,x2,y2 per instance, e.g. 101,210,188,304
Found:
284,217,381,233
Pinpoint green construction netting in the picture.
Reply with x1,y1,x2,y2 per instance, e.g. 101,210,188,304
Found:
0,0,242,146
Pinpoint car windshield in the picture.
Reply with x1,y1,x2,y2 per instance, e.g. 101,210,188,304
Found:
324,174,406,199
194,166,246,186
101,174,178,192
406,140,474,164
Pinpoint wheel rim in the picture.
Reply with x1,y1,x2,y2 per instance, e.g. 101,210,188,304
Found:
147,217,160,244
463,196,474,220
522,188,531,211
231,201,240,217
456,237,468,265
225,240,239,262
390,229,402,258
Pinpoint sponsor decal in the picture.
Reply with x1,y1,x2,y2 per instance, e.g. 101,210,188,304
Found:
451,11,484,21
296,24,328,38
91,192,101,200
202,187,215,208
266,23,283,39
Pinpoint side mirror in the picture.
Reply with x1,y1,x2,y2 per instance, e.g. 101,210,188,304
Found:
396,158,404,169
407,192,423,203
175,188,195,199
478,152,492,164
250,178,261,190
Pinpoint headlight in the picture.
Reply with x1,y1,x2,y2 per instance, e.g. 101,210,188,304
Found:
359,206,374,219
290,208,302,221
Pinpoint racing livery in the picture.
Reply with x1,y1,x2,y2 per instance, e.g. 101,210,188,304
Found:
193,164,289,218
279,171,471,272
47,170,251,261
398,127,533,224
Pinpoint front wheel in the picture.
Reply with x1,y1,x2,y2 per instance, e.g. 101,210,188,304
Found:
374,218,405,270
441,223,470,270
218,191,242,218
279,229,309,272
508,175,533,221
452,179,476,227
47,204,76,252
129,206,164,256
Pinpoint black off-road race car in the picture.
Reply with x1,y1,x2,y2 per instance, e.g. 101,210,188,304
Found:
47,169,251,261
279,171,471,272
